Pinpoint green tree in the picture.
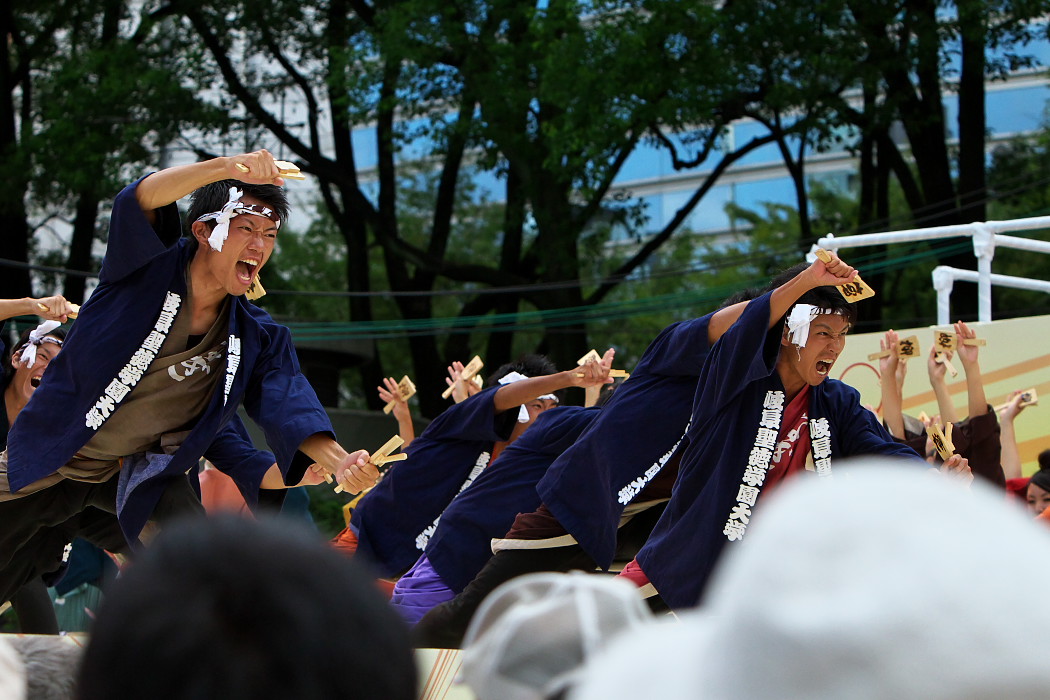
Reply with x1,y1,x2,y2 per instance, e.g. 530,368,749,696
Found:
164,0,831,416
825,0,1049,318
4,1,228,302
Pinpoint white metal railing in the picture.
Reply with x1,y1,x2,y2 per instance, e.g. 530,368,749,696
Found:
808,216,1050,325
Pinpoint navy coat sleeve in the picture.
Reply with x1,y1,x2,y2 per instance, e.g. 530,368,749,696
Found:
241,321,334,485
203,414,278,509
99,177,183,285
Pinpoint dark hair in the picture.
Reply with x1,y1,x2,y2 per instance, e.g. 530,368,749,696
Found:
4,326,67,384
718,287,763,309
186,179,290,235
1039,449,1050,473
767,261,857,327
1029,466,1050,494
487,354,564,404
795,284,857,326
77,515,417,700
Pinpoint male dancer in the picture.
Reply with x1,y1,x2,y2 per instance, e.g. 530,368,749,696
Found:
348,353,613,578
0,151,376,603
392,401,604,624
624,252,962,609
415,289,760,647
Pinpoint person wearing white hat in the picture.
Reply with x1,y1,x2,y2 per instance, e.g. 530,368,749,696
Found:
0,637,26,700
571,460,1050,700
462,571,654,700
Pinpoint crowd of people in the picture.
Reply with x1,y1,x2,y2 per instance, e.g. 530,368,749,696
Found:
0,150,1046,699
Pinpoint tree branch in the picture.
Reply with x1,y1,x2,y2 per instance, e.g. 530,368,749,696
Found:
586,132,778,305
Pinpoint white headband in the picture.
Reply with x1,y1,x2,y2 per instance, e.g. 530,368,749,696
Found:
18,320,62,368
195,186,281,252
498,371,559,423
786,304,837,348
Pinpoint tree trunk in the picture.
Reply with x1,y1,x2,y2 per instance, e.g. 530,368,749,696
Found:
63,193,100,303
0,6,32,299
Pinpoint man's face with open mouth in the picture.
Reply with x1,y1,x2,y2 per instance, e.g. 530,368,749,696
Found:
11,338,62,402
787,313,849,387
199,194,278,297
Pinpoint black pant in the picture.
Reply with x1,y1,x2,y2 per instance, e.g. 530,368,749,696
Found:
0,475,202,605
413,503,672,649
414,545,598,649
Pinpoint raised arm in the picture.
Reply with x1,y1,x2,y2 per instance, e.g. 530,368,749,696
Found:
879,330,906,439
954,321,988,420
135,150,287,222
927,345,958,425
706,254,857,345
999,392,1028,481
378,376,416,447
445,361,481,404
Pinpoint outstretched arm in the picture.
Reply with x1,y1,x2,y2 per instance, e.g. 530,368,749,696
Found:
493,348,615,413
298,433,377,494
0,296,76,324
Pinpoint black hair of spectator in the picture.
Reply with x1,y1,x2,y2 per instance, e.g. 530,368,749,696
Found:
1038,449,1050,472
4,326,67,384
77,514,416,700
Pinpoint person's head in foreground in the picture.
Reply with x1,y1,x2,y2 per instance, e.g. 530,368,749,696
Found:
459,571,653,700
77,514,416,700
0,638,25,700
7,634,82,700
571,459,1050,700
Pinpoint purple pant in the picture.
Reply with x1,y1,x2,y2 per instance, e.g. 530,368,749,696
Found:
390,554,456,626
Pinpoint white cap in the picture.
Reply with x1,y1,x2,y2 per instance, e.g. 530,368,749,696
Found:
572,459,1050,700
0,637,26,700
461,571,652,700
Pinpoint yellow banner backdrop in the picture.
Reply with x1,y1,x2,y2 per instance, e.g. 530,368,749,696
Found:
834,314,1049,475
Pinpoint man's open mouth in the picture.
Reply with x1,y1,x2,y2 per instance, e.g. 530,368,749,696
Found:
236,259,259,284
30,376,42,388
816,360,833,376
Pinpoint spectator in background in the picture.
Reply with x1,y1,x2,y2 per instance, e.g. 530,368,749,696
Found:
77,514,416,700
877,322,1004,487
1024,450,1050,517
